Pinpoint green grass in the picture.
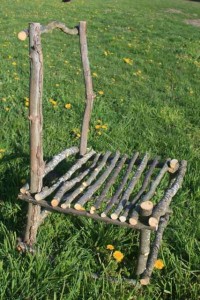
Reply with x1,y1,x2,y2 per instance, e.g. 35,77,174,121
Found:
0,0,200,299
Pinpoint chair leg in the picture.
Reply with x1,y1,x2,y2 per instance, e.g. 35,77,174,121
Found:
136,229,151,275
24,203,41,246
140,213,170,285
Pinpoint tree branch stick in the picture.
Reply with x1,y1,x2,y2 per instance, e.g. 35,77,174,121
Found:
79,21,95,156
129,159,170,225
149,160,187,227
90,154,127,214
111,153,149,220
119,157,159,222
140,214,170,285
74,151,120,210
61,151,111,209
51,153,101,207
18,193,157,231
35,150,95,200
101,152,139,218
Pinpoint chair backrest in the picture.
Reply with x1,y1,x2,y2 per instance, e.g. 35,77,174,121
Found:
18,21,94,193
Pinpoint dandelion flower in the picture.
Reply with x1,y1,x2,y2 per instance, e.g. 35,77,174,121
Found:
65,103,71,109
0,149,5,153
95,125,101,129
55,84,60,87
113,250,124,262
5,107,10,111
123,58,133,65
98,91,104,95
49,98,57,106
12,62,17,66
92,72,98,77
154,259,164,270
106,244,114,250
101,125,108,130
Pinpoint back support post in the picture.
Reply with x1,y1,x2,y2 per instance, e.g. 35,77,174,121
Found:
24,22,44,244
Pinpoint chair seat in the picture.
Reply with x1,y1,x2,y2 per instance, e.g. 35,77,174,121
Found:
19,146,187,231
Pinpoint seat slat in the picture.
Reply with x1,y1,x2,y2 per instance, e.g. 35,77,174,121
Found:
74,151,121,211
111,153,149,220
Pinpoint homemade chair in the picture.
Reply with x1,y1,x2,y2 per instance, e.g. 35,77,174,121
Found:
17,21,187,285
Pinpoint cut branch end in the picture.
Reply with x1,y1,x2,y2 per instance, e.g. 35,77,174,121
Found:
18,31,27,41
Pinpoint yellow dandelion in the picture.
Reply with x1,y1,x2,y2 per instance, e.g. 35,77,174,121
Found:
0,149,6,153
92,72,98,77
12,62,17,66
98,91,104,95
97,131,102,135
104,51,108,56
101,125,108,130
55,84,60,87
123,58,133,65
64,60,69,64
154,259,164,270
113,250,124,262
5,107,10,111
25,101,29,107
2,98,6,102
24,97,29,102
65,103,72,109
106,244,114,250
49,99,57,106
95,125,101,129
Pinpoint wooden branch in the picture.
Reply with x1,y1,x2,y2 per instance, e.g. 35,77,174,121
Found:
35,150,96,201
79,21,95,156
101,152,139,218
61,151,111,209
20,183,30,194
90,154,127,214
140,214,170,285
129,159,170,225
119,157,159,222
111,153,149,220
168,159,179,173
18,193,157,231
29,22,45,193
74,151,120,211
40,21,78,35
148,160,187,227
24,22,44,246
136,229,151,275
18,21,78,41
51,153,101,207
44,146,79,176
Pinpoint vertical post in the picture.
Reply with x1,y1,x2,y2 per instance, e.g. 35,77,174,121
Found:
24,23,44,245
136,201,153,275
79,21,94,156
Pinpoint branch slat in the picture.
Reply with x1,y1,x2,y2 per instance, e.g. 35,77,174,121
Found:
90,154,127,214
61,151,112,209
51,153,101,207
101,152,139,218
111,153,149,220
35,150,95,200
74,151,120,210
119,157,159,222
129,159,170,225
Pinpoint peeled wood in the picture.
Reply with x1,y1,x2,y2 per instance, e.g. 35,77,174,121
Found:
111,153,149,220
18,30,28,41
119,157,159,222
74,151,120,210
168,159,179,174
149,160,187,227
90,154,127,214
140,214,170,285
79,21,95,156
136,229,151,275
61,151,111,209
35,150,95,201
101,152,139,218
51,153,101,207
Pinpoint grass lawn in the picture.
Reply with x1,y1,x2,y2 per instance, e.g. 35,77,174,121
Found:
0,0,200,299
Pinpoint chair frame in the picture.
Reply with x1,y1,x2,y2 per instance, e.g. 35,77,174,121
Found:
17,21,187,285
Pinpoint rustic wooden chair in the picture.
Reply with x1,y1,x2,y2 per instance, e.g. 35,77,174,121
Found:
17,21,187,285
